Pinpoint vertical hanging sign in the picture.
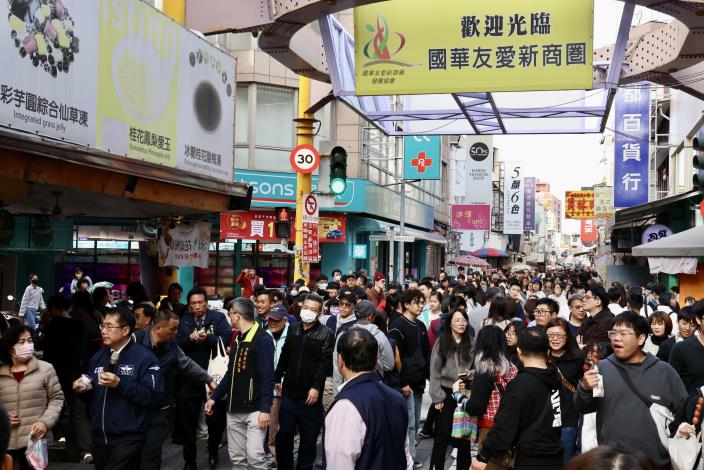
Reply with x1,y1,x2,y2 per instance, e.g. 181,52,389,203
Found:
503,162,524,235
614,83,649,207
301,194,320,262
523,177,536,231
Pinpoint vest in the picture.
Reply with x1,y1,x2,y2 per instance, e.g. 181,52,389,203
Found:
326,372,408,470
225,323,265,413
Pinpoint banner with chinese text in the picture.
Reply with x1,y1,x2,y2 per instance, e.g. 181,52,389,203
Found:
594,186,615,219
503,162,524,234
614,84,649,207
301,194,320,263
580,219,597,244
0,0,235,182
219,211,346,243
158,221,211,268
565,190,594,219
523,177,536,231
354,0,594,95
452,204,491,230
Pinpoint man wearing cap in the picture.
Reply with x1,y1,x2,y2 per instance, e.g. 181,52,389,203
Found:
265,305,289,459
325,291,358,336
366,273,386,308
332,300,394,392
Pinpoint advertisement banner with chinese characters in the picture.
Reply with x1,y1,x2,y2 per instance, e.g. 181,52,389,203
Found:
0,0,235,182
452,204,491,231
565,190,594,219
465,136,494,205
523,177,536,231
594,186,614,220
614,83,649,207
404,135,441,180
302,194,320,263
219,211,346,243
158,221,211,268
354,0,594,95
503,162,524,234
580,219,597,244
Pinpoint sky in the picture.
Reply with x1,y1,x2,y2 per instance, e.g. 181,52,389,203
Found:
493,0,674,233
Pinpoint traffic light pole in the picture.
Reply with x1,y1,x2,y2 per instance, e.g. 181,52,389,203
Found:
293,76,315,284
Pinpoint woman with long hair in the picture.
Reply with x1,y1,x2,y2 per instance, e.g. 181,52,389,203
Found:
546,318,584,463
451,325,518,461
429,310,474,469
481,297,515,331
504,320,526,370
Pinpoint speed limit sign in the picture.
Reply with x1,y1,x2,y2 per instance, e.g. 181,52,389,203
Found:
290,144,320,174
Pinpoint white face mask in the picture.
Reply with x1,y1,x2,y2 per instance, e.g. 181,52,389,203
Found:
12,342,34,362
300,309,318,323
318,283,328,291
333,275,341,282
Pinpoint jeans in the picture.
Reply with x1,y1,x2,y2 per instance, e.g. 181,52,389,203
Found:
405,390,423,463
276,396,324,470
561,426,580,463
226,411,267,470
23,308,38,329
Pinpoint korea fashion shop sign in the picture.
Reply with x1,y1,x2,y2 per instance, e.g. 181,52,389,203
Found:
614,84,649,207
0,0,235,182
354,0,594,95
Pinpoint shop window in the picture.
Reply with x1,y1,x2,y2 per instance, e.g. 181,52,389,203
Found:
255,85,295,148
235,85,249,144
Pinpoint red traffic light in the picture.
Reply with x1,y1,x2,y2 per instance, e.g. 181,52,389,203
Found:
276,207,291,223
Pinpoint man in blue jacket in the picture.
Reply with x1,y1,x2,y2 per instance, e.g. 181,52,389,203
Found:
73,308,163,470
176,287,233,470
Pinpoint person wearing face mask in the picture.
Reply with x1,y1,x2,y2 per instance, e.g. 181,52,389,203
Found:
274,294,334,470
18,274,45,330
0,326,64,469
331,269,342,285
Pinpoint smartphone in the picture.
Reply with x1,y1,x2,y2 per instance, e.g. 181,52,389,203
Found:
458,371,471,386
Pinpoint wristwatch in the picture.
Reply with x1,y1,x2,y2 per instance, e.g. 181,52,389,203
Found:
476,453,489,463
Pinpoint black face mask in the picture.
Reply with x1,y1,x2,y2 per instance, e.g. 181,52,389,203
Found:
31,279,38,284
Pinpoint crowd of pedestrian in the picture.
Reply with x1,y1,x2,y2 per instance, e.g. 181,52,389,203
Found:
0,264,702,470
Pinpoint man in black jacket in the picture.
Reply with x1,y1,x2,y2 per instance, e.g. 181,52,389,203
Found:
471,327,563,470
175,287,233,470
134,310,216,470
274,294,333,470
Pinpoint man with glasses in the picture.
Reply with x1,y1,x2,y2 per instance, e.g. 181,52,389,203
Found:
176,287,233,470
566,295,586,339
388,289,430,468
325,291,357,336
580,286,615,352
663,305,704,392
73,308,163,470
533,298,559,330
575,311,687,469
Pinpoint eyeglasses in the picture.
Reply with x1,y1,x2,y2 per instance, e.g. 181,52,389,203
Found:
505,332,516,338
583,295,594,300
339,302,354,308
547,333,566,340
534,309,553,317
607,330,638,339
100,324,125,331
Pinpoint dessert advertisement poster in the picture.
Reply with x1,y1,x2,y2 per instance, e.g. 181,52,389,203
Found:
1,0,235,182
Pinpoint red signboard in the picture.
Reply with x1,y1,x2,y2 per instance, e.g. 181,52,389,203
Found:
451,204,491,230
580,219,597,244
220,211,346,243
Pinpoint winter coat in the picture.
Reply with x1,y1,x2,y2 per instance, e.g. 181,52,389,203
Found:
0,358,64,450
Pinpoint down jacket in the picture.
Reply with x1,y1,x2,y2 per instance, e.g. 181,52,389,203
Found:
0,357,64,450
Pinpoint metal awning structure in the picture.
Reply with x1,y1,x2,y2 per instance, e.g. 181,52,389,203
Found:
185,0,704,136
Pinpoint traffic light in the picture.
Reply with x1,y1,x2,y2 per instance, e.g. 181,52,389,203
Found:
329,146,347,195
275,207,291,239
694,129,704,191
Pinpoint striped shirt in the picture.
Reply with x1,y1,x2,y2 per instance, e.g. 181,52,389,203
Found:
19,284,46,317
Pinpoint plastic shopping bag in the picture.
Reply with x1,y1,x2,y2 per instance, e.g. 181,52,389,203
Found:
25,433,48,470
206,338,229,395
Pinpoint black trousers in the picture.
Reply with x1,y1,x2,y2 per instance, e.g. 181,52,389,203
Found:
276,396,324,470
180,390,227,464
139,407,172,470
430,389,472,470
94,440,144,470
421,404,439,434
8,448,31,470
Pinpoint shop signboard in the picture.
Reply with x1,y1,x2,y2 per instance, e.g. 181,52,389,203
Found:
523,177,536,231
580,219,597,244
503,162,524,235
219,211,346,243
352,244,368,259
403,135,441,180
301,194,319,263
614,83,649,207
452,204,490,231
565,190,594,219
354,0,594,95
157,221,211,268
641,224,673,244
465,136,493,205
594,186,614,220
0,0,235,182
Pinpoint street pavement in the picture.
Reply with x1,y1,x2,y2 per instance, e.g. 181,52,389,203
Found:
47,392,459,470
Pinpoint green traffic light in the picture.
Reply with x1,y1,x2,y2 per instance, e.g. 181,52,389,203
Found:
330,178,347,195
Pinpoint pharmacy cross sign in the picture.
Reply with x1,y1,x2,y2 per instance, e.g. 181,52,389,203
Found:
411,152,433,173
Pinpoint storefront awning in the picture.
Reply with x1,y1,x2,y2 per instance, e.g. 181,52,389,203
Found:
632,225,704,257
369,220,448,245
615,190,701,226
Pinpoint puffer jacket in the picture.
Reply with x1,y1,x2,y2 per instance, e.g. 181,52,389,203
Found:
0,358,64,450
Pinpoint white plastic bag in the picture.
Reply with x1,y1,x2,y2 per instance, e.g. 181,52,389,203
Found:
25,433,48,470
206,338,229,394
580,412,598,453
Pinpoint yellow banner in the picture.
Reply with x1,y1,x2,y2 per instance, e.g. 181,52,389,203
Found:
354,0,594,95
565,190,595,220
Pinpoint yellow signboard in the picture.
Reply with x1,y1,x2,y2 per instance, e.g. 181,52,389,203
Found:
354,0,594,95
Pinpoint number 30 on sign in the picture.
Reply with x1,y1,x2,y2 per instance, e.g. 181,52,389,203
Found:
290,144,320,174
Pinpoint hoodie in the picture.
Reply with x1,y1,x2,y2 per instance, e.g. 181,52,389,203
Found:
574,353,688,468
332,321,395,392
479,365,563,467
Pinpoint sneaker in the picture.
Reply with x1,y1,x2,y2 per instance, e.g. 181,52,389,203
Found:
81,453,93,464
451,447,458,459
413,461,423,468
417,429,432,439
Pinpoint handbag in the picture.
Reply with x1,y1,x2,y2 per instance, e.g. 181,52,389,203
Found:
206,338,229,394
613,365,700,470
451,408,478,440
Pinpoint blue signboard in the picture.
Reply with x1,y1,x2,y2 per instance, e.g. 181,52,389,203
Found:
352,244,368,259
614,83,649,207
404,136,441,180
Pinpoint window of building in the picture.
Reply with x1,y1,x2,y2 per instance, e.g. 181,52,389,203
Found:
235,85,249,144
255,85,295,148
